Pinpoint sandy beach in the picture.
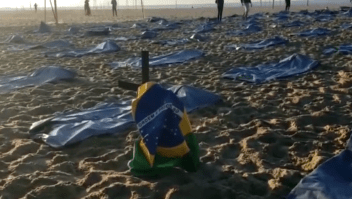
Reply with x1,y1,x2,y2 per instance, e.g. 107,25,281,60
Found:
0,3,352,199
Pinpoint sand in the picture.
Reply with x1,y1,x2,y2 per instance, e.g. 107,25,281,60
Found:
0,3,351,199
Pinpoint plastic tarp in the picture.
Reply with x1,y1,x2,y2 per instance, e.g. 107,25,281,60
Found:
193,23,215,33
111,50,203,68
222,54,319,83
35,22,51,33
294,28,331,37
150,38,189,46
323,45,352,55
67,26,81,34
114,36,138,41
150,23,180,31
287,131,352,199
45,40,120,58
0,35,26,44
8,40,72,51
147,17,167,23
225,36,288,51
84,28,110,36
141,31,157,39
242,18,260,26
315,14,335,22
342,9,352,17
227,24,262,36
29,85,221,148
282,20,305,28
272,12,289,22
341,23,352,29
0,66,76,94
190,33,207,41
131,23,147,29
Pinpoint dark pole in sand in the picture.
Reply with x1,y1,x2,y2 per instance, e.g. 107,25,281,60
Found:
260,0,262,6
272,0,274,9
44,0,46,22
307,0,309,6
141,0,145,18
54,0,58,24
142,51,149,83
49,0,58,23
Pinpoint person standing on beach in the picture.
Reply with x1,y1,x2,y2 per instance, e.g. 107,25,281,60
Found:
85,0,91,16
285,0,291,11
241,0,252,20
34,3,38,13
215,0,224,22
111,0,117,16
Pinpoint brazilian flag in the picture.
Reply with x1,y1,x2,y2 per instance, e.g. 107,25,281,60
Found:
128,82,200,176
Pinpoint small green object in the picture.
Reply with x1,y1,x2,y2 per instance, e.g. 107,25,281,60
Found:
128,133,200,177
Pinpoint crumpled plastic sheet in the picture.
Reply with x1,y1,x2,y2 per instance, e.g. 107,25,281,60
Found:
227,24,262,36
141,31,157,39
225,36,288,51
28,85,221,148
222,54,319,84
150,38,189,46
0,66,77,93
111,50,203,68
45,40,120,58
287,131,352,199
84,27,111,36
294,28,331,37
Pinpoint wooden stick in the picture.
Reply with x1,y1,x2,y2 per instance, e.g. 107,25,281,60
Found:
141,0,145,18
272,0,274,9
49,0,58,23
54,0,58,24
44,0,46,22
142,51,149,84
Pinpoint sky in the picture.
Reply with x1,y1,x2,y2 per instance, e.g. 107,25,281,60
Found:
0,0,348,8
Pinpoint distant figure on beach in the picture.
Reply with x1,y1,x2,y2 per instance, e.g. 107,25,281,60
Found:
241,0,252,20
111,0,117,16
85,0,91,16
34,3,38,13
215,0,224,22
285,0,291,11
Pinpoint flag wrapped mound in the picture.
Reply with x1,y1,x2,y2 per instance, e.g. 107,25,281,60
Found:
128,82,200,176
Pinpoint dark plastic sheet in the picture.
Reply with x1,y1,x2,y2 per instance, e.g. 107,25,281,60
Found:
35,22,51,33
67,26,81,34
190,33,207,41
0,35,26,44
227,24,262,36
45,40,120,58
29,85,221,148
147,17,167,23
295,28,331,37
0,66,76,93
323,45,352,55
225,36,288,51
114,36,138,41
141,31,157,39
131,23,146,29
111,50,203,68
341,23,352,29
84,28,110,36
222,54,319,83
287,131,352,199
8,40,72,51
193,23,215,33
315,14,335,22
150,38,189,46
282,20,305,28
